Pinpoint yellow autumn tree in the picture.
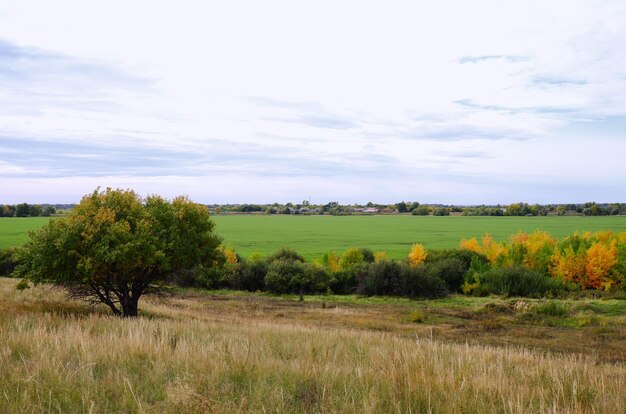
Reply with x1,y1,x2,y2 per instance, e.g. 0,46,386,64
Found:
374,251,389,263
219,246,238,264
459,234,506,264
459,237,482,255
408,243,427,267
322,251,341,272
585,240,618,289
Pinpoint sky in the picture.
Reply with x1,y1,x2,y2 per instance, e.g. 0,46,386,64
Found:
1,0,625,205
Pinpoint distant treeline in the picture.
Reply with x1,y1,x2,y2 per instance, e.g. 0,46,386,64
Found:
209,201,625,216
2,201,624,217
0,203,60,217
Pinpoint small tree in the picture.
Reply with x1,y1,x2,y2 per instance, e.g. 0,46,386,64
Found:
15,188,221,317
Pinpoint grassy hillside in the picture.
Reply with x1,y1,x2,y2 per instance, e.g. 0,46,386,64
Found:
1,278,624,413
3,215,626,259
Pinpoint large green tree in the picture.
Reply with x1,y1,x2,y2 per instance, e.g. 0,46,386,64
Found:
15,188,221,317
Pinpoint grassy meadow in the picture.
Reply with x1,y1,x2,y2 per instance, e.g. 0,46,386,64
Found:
1,277,624,413
3,215,626,259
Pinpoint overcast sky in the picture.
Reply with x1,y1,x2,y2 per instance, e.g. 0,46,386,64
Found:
1,1,625,204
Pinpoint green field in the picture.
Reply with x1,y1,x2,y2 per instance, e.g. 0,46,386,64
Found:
4,215,626,260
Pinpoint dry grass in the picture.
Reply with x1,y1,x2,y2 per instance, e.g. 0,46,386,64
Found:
1,278,624,413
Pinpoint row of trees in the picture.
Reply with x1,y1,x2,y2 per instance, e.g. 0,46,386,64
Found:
209,201,624,216
0,203,56,217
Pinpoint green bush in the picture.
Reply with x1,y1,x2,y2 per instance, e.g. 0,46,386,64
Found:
340,248,365,269
465,266,565,298
358,260,402,296
400,264,448,298
425,249,487,292
268,248,305,263
358,248,375,263
534,301,569,317
228,258,268,291
195,264,236,289
264,260,331,294
357,261,447,298
0,247,17,277
331,264,367,294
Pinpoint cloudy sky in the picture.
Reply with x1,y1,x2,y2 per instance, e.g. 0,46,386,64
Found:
1,1,625,204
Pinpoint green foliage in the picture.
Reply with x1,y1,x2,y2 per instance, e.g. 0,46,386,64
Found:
464,266,565,298
407,310,426,323
0,247,17,276
268,248,305,263
358,248,375,263
14,188,221,317
340,248,365,269
411,206,430,216
357,261,447,298
264,260,331,294
425,249,487,292
534,301,569,317
425,257,467,292
228,258,268,291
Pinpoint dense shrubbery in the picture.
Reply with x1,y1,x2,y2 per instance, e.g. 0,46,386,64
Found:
460,231,626,291
425,249,487,292
463,266,565,298
180,229,626,300
0,248,17,276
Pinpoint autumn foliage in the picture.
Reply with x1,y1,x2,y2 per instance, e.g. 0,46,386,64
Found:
460,230,626,290
408,243,428,267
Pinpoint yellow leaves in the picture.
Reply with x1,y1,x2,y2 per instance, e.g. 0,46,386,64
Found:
549,232,621,289
218,246,238,264
585,240,618,289
322,251,341,272
459,234,505,264
550,246,586,285
408,244,427,267
459,238,482,255
374,251,389,263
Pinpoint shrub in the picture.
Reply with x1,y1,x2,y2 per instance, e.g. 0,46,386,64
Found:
195,264,236,289
400,264,448,298
321,251,340,272
425,257,467,292
426,249,487,292
357,261,447,298
228,258,268,291
331,264,367,294
264,260,331,294
465,266,565,298
534,301,569,317
268,248,305,263
408,244,427,267
357,260,402,296
340,248,365,269
0,247,17,277
359,248,375,263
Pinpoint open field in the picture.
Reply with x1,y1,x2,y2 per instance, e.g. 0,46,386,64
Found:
5,215,626,259
0,277,624,413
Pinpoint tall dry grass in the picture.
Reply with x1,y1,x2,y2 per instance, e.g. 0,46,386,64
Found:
0,278,624,413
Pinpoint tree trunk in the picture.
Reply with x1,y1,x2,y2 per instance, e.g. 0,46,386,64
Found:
121,297,139,317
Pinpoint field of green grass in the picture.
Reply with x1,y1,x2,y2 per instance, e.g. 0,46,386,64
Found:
1,277,624,413
3,215,626,259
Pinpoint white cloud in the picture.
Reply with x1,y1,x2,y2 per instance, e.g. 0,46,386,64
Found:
0,0,625,203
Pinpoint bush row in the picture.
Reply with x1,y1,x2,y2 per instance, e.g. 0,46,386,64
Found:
188,247,464,298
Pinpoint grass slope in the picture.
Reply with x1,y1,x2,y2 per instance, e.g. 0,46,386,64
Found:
1,278,624,413
2,215,626,259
